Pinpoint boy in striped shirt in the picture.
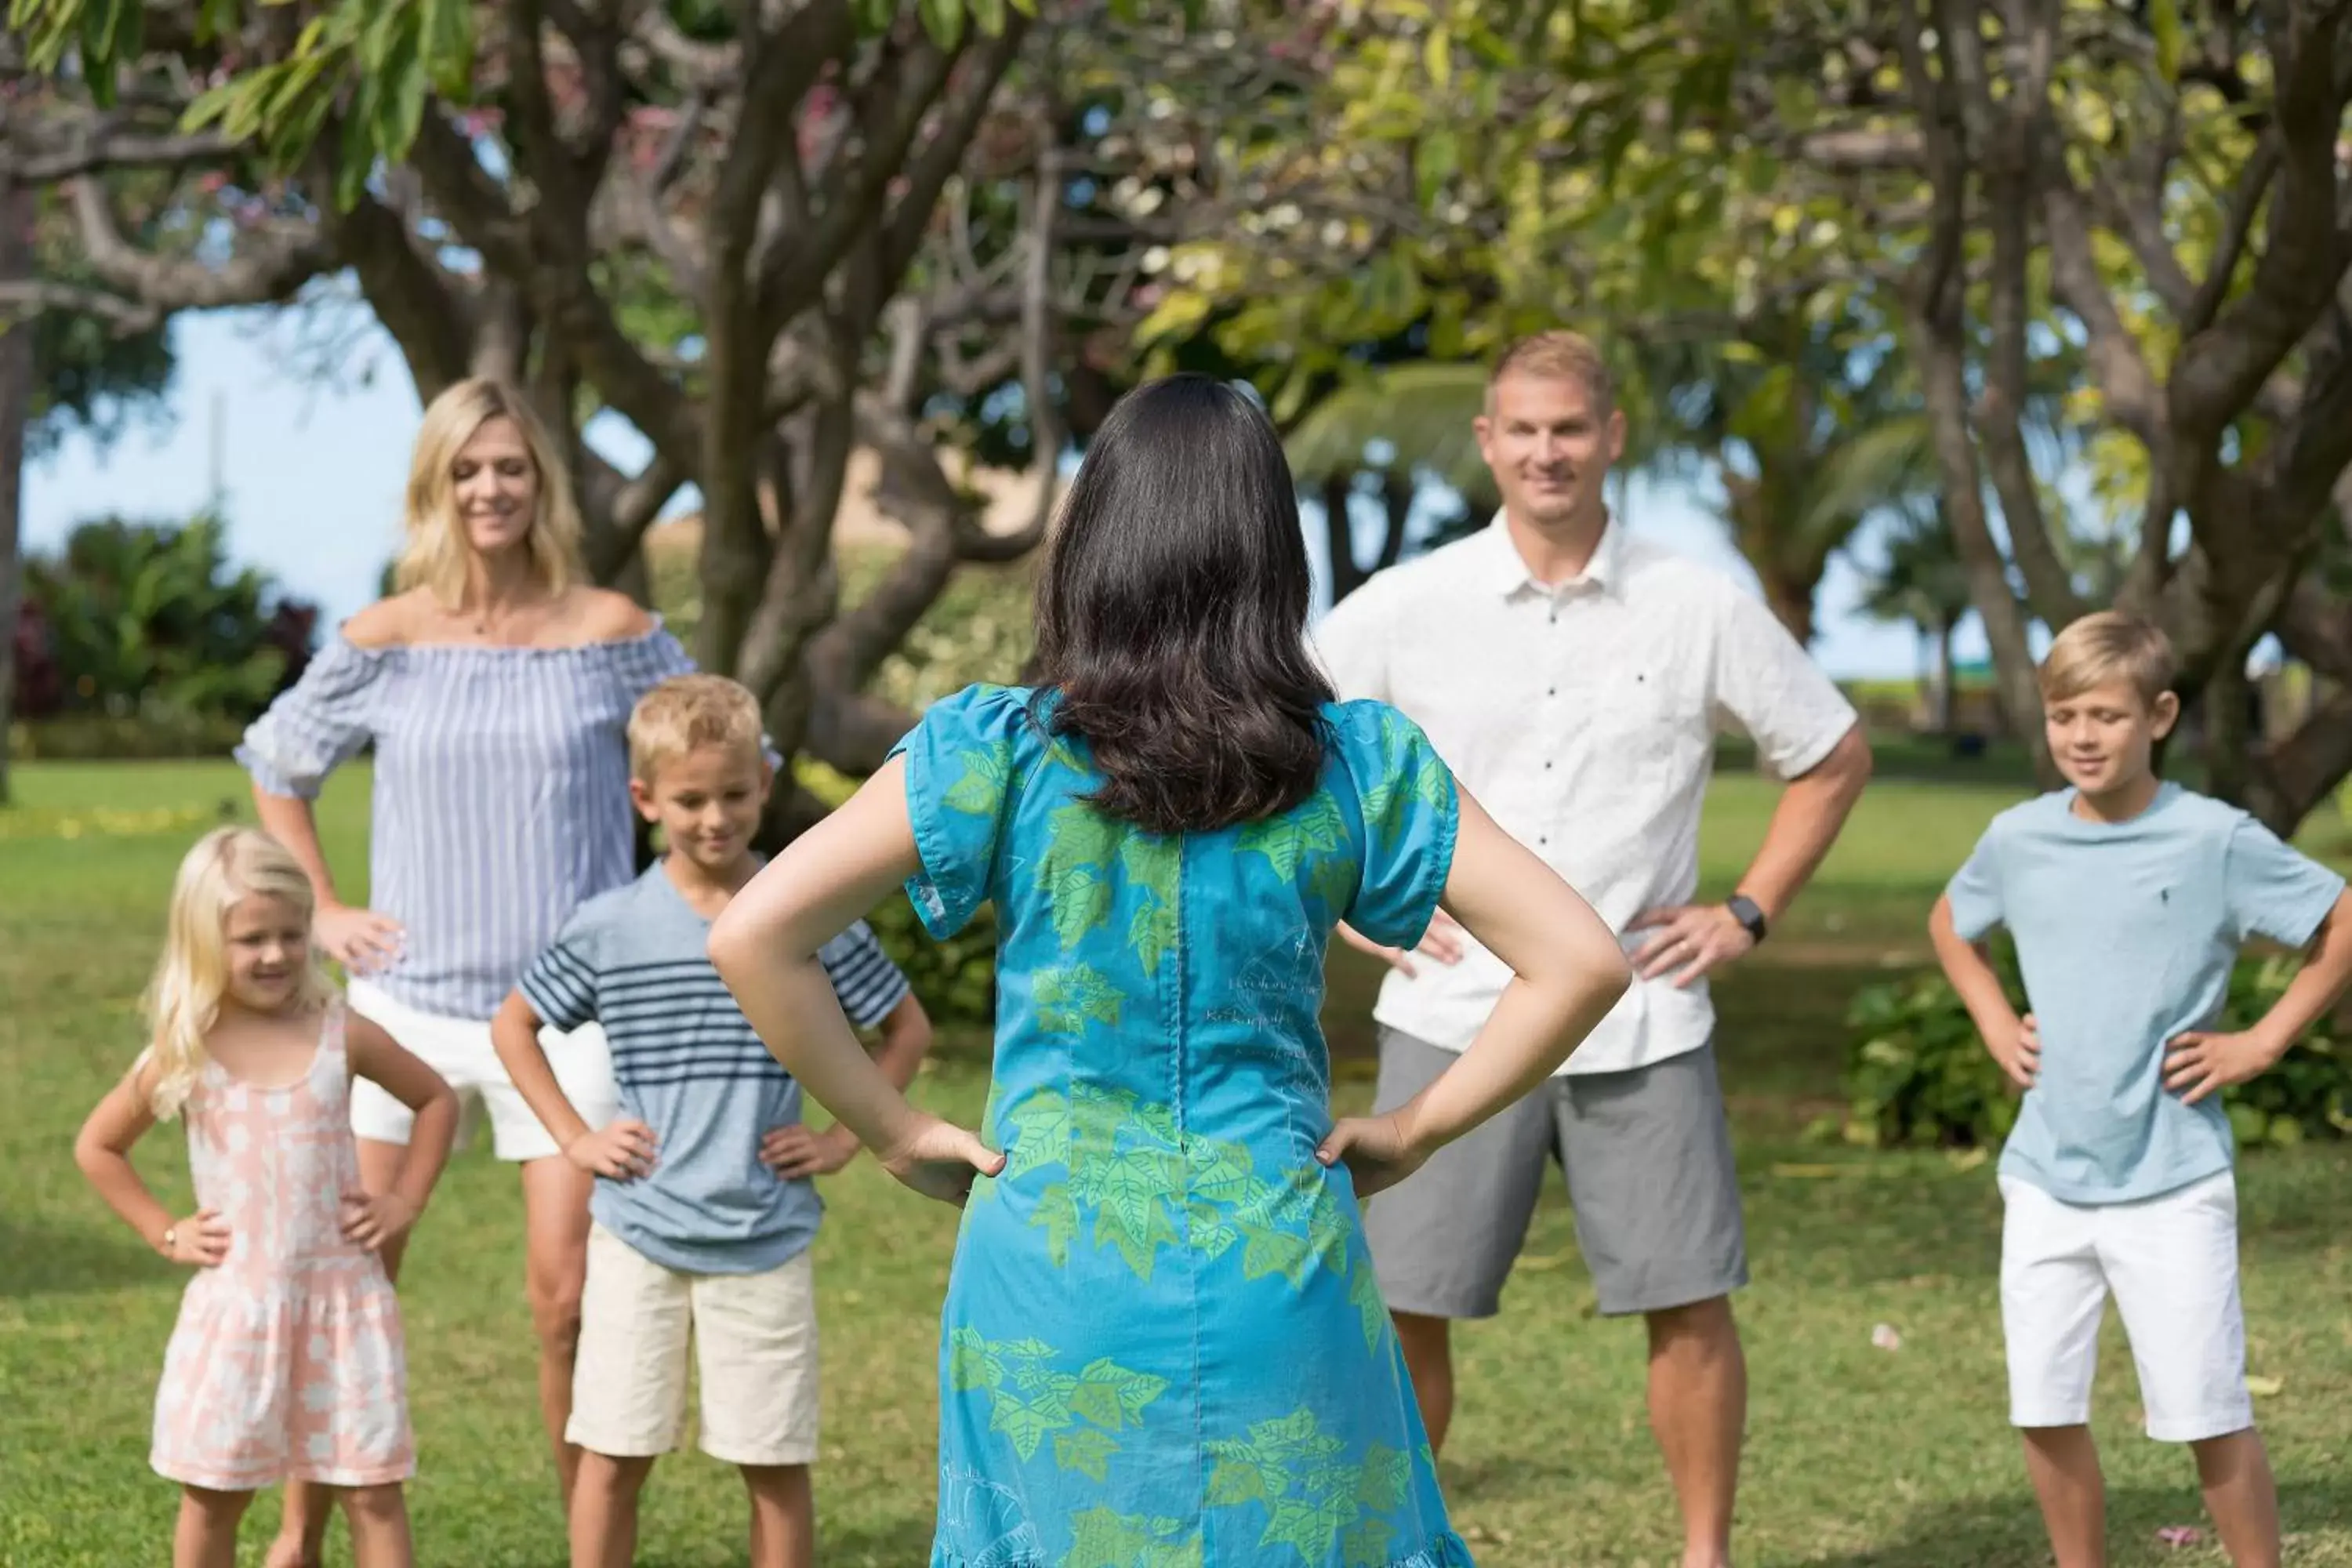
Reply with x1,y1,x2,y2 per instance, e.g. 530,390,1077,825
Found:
492,674,932,1568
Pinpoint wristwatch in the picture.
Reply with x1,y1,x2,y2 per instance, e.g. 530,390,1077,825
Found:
1726,893,1769,945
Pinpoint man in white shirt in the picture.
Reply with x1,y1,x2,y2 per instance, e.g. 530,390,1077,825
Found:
1316,331,1872,1568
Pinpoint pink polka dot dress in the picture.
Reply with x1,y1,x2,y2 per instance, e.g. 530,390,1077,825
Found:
150,1002,415,1490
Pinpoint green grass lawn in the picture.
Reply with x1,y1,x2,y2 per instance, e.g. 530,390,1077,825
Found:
4,759,2350,1567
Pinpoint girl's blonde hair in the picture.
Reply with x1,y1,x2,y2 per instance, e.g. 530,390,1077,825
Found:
145,827,336,1120
394,377,584,606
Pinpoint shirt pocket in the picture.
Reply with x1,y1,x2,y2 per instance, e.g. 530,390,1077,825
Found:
1576,666,1694,797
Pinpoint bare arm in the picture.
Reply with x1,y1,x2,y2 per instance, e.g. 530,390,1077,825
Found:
761,991,937,1179
1928,895,2038,1088
488,990,655,1178
710,757,1002,1204
1631,724,1874,985
252,786,405,974
870,992,936,1091
345,1014,459,1226
74,1062,229,1265
252,786,343,907
1337,789,1630,1179
1737,724,1874,922
2167,890,2352,1102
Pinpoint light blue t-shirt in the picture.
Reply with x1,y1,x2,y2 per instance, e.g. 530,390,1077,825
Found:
519,862,912,1273
1946,782,2344,1204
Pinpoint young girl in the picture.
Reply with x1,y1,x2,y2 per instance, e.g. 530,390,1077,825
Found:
74,827,459,1568
710,375,1633,1566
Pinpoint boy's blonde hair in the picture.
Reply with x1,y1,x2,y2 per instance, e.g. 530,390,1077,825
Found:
394,378,584,608
146,827,336,1120
2039,610,2177,707
629,673,765,783
1489,330,1615,414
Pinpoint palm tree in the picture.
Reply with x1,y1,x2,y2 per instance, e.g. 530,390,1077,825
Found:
1858,506,1974,734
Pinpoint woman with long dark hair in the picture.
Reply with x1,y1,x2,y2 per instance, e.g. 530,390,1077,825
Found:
710,376,1630,1565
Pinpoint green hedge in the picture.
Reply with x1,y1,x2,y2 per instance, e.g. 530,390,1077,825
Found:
1842,949,2350,1151
9,706,252,761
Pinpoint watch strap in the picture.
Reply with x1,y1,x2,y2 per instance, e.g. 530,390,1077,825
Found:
1726,893,1769,943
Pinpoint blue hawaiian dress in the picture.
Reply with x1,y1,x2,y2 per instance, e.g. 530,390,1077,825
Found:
893,684,1474,1568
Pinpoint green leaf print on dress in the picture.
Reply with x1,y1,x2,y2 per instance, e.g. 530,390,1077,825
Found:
1358,709,1453,848
1120,835,1181,976
1065,1507,1203,1568
1205,1409,1417,1566
1236,790,1348,879
997,1084,1359,1288
1039,804,1126,948
1035,964,1124,1034
947,1330,1169,1468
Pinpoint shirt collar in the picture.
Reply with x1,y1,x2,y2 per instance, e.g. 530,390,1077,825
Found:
1480,510,1624,599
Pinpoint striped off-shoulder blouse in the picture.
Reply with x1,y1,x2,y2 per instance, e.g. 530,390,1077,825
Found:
236,623,699,1020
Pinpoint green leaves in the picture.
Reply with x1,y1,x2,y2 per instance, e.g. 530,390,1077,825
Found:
1030,1181,1080,1265
1038,803,1125,946
1236,792,1348,880
1054,1426,1120,1481
1034,963,1123,1035
1070,1358,1169,1428
167,0,478,209
1072,1145,1186,1279
1066,1507,1200,1568
943,742,1013,815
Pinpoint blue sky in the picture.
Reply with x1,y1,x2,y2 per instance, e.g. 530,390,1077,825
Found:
25,308,1956,681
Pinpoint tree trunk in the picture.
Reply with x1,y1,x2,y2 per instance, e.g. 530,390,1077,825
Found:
1759,566,1817,647
1321,474,1365,604
0,179,36,807
1374,470,1413,575
1930,616,1955,736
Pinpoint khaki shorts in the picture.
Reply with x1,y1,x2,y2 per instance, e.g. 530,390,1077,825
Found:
567,1223,821,1466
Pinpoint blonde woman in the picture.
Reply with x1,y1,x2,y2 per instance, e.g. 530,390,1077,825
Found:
235,378,699,1559
75,827,458,1568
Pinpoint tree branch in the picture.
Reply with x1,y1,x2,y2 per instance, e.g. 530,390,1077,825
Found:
0,277,157,331
2169,5,2352,451
754,32,960,323
2183,132,2280,336
66,176,331,310
0,121,238,182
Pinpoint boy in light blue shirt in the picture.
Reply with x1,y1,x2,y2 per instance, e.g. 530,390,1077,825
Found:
1931,612,2350,1568
491,675,935,1568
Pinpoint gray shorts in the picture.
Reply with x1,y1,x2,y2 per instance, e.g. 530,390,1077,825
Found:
1362,1027,1748,1319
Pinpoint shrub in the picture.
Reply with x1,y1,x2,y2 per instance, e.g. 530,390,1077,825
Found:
15,514,314,727
1842,950,2349,1150
10,704,252,761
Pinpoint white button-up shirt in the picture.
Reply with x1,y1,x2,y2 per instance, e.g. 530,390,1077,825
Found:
1313,517,1858,1075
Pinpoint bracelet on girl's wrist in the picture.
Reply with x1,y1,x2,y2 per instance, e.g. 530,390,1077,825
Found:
158,1225,176,1254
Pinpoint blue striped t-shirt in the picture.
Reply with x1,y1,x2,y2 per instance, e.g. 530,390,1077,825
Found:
518,862,912,1273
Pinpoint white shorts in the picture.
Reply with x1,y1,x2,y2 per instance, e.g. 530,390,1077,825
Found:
566,1223,820,1467
2000,1171,2252,1443
347,978,620,1163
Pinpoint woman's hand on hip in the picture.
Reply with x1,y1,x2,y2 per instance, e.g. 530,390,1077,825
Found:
877,1114,1006,1207
1316,1111,1428,1200
315,902,405,975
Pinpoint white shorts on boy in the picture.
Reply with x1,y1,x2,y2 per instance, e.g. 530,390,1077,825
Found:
347,978,621,1161
567,1222,822,1467
2000,1171,2252,1442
